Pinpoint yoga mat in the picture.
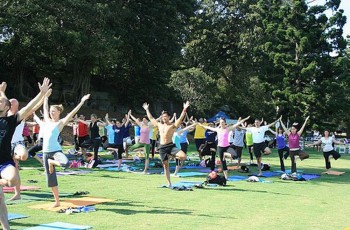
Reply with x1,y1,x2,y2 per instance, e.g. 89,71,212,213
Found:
197,168,213,173
227,166,239,170
275,169,304,174
182,165,203,169
227,175,248,181
302,174,321,181
3,186,40,193
8,213,28,221
29,197,113,212
177,172,207,177
6,192,74,205
57,170,92,176
249,172,280,177
24,222,91,230
321,170,345,175
147,169,163,174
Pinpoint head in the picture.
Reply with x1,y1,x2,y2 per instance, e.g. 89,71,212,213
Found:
180,122,187,129
90,114,98,122
324,130,330,137
219,117,226,127
79,114,85,120
9,98,19,114
50,104,64,120
291,123,299,134
208,122,215,128
199,118,204,123
142,117,148,125
278,127,283,134
115,120,122,128
254,119,261,127
0,97,11,115
161,111,171,123
111,119,116,125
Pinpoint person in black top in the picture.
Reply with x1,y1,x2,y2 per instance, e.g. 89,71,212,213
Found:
76,114,105,167
200,122,217,172
0,79,51,230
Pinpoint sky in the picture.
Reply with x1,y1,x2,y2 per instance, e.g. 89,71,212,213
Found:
309,0,350,38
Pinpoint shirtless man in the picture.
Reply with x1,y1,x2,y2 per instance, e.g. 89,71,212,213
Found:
143,101,190,187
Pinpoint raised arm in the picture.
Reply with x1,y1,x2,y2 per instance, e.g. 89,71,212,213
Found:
143,103,158,127
298,116,310,136
228,116,250,131
129,112,142,126
174,101,190,128
59,94,90,130
199,123,217,132
18,78,52,121
177,123,197,135
0,82,7,98
43,89,52,122
268,128,277,136
279,118,290,136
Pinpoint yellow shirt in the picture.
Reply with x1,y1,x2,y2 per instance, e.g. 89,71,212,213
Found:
151,126,158,140
194,123,208,139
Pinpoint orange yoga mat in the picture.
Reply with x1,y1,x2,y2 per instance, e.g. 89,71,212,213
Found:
29,197,113,212
321,170,345,176
3,186,40,193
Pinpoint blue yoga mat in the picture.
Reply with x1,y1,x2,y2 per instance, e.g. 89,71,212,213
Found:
161,181,203,188
302,174,321,181
182,165,202,169
197,168,213,173
275,169,304,174
227,175,248,181
249,172,280,177
8,213,28,221
177,172,207,177
24,222,91,230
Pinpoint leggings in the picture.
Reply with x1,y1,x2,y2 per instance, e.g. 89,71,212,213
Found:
217,146,229,171
290,149,309,173
150,139,157,158
43,151,69,187
323,150,341,169
129,143,150,159
277,146,289,172
247,145,253,161
28,138,43,157
92,138,102,167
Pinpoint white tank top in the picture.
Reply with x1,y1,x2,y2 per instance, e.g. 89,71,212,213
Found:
11,121,25,144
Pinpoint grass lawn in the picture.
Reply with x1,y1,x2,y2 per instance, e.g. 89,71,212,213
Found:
4,144,350,230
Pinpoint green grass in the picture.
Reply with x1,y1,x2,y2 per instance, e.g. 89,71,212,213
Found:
4,144,350,230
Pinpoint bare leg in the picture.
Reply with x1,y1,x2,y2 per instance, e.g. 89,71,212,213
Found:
51,186,60,207
223,170,228,179
143,159,149,174
34,155,43,165
117,159,122,170
0,187,10,230
8,177,21,201
163,160,171,187
257,157,262,176
237,157,241,168
48,159,61,174
264,147,272,155
173,161,184,176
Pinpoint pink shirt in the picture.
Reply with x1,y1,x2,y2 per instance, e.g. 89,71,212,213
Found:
139,126,150,144
22,124,30,136
288,133,300,149
218,128,230,147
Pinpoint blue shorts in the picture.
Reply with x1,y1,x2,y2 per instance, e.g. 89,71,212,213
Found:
0,160,16,178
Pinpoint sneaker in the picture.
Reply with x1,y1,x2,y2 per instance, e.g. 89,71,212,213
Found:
291,172,297,177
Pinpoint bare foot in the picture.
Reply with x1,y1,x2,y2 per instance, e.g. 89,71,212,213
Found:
8,194,21,201
142,170,147,174
52,202,60,208
48,161,54,174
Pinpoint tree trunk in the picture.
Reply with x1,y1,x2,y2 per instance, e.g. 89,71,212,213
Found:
14,68,30,100
71,59,92,103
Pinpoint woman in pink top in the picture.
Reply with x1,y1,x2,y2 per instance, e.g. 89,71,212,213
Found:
200,116,249,179
129,113,151,174
280,116,310,174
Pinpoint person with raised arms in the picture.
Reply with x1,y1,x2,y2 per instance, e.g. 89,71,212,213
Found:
142,101,190,187
0,78,51,230
42,89,90,207
280,116,310,175
199,116,250,179
241,117,279,176
128,112,152,174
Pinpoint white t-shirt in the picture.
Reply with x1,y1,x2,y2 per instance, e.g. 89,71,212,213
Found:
11,121,25,144
246,126,269,144
321,137,334,152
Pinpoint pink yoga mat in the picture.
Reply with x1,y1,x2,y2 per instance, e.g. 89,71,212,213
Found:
3,186,40,193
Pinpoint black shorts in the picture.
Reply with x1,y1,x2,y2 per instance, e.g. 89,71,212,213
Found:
158,143,180,162
195,138,206,150
78,135,90,147
231,144,243,158
253,142,267,158
201,142,217,156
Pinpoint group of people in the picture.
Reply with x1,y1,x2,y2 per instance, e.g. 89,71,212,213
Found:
0,78,345,230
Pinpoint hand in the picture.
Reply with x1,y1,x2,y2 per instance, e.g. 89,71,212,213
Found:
183,101,190,110
0,82,7,92
45,88,52,97
142,103,149,110
105,113,109,119
81,94,90,102
38,78,52,94
279,115,283,121
128,110,131,115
